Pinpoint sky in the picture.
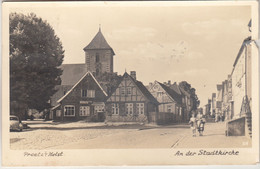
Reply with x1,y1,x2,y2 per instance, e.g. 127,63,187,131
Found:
10,3,252,106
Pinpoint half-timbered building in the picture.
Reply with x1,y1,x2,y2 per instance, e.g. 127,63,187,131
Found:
52,71,108,121
106,71,159,123
148,81,184,124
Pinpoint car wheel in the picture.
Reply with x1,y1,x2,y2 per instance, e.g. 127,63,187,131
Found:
19,128,22,132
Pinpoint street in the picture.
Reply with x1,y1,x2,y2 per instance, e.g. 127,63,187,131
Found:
10,121,251,150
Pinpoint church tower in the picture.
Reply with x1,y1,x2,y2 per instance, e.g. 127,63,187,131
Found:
83,27,115,76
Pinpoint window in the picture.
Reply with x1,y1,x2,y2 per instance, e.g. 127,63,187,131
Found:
96,68,100,76
126,103,133,115
87,90,95,98
112,103,119,115
157,92,163,97
96,53,100,63
80,106,90,116
56,110,61,117
64,106,75,116
81,89,87,97
95,104,105,112
167,105,172,113
136,103,144,114
121,88,125,95
126,87,132,95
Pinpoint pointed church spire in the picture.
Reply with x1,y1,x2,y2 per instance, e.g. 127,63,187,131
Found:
83,25,114,55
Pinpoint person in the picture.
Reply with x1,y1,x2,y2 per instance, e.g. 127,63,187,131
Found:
189,113,197,137
197,112,206,136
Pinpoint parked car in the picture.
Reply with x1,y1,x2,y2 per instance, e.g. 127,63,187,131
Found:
10,115,23,132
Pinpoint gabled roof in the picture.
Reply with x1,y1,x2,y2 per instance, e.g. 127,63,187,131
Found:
83,28,115,55
109,72,158,104
60,64,88,85
57,71,107,103
169,82,182,95
157,82,182,105
127,73,159,104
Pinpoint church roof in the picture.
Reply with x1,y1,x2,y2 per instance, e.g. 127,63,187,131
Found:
60,64,88,85
83,28,115,55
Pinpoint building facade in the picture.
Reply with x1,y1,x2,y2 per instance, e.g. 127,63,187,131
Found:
215,84,223,121
211,93,216,117
148,81,184,123
106,72,159,123
52,72,108,121
231,37,252,118
177,86,193,118
227,37,252,137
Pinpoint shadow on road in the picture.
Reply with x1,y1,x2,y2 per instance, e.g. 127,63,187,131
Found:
17,123,191,131
200,133,225,137
22,124,147,131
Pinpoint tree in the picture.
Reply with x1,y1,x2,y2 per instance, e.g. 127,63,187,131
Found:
10,13,64,119
179,81,200,112
95,72,122,96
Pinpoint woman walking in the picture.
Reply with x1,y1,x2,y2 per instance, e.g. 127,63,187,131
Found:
189,113,197,137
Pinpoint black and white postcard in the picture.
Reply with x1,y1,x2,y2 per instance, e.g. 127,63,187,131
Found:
2,1,259,166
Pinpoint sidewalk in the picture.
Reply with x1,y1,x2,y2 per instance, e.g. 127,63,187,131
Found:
174,122,252,148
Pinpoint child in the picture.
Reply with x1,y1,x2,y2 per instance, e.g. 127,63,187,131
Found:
189,113,197,137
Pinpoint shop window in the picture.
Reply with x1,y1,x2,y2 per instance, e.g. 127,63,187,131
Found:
79,106,90,116
64,105,75,116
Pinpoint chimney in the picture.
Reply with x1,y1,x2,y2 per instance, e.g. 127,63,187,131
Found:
168,80,171,86
149,82,153,87
130,71,136,80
